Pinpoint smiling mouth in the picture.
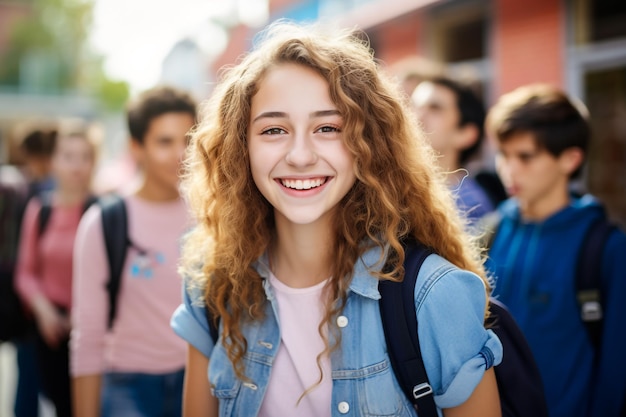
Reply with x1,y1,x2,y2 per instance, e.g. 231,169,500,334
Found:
279,177,328,190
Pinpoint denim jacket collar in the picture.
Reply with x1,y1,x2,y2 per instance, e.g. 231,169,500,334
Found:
252,244,385,302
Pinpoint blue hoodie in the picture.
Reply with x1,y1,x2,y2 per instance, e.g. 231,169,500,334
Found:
487,195,626,417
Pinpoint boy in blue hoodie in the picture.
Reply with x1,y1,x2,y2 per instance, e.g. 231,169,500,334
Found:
485,84,626,417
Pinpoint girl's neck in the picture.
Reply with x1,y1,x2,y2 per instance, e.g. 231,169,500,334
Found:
54,187,90,206
271,217,333,289
134,177,180,202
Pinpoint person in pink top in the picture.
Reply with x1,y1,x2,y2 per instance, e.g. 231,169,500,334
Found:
15,128,98,417
70,86,196,417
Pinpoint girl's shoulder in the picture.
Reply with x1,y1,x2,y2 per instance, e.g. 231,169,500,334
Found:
415,253,487,315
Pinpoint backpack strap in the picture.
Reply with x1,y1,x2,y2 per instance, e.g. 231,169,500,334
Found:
37,192,53,236
206,306,219,344
576,216,615,351
38,193,98,237
99,194,129,330
378,241,437,416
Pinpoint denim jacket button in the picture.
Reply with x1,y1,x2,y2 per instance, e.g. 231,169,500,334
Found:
338,401,350,414
337,315,349,328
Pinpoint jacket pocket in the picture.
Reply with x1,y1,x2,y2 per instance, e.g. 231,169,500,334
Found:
333,359,415,416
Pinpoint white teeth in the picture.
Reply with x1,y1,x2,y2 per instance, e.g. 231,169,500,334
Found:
281,178,326,190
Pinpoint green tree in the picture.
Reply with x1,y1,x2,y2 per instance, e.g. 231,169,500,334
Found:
0,0,128,109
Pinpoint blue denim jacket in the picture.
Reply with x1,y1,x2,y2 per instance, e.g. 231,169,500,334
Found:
171,246,502,417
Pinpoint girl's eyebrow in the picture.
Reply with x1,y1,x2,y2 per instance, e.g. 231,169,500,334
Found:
252,109,341,123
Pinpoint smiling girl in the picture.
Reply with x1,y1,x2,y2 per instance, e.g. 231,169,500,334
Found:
172,22,502,417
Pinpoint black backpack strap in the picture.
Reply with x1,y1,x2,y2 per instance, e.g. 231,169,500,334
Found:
82,195,98,213
576,216,615,351
37,192,53,236
379,242,437,416
38,193,98,237
99,194,129,329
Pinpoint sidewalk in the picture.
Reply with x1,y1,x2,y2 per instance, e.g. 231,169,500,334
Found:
0,342,54,417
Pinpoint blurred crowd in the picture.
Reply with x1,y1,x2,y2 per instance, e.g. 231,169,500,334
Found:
0,42,624,417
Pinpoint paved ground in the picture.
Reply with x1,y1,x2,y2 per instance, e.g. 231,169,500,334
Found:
0,342,54,417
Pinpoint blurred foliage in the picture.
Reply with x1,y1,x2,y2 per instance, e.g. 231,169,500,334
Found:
0,0,129,111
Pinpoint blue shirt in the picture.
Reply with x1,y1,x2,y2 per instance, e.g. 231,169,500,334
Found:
487,195,626,417
172,245,502,417
452,176,495,226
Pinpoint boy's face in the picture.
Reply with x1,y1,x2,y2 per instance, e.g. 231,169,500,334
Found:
411,82,473,158
132,112,195,196
495,132,575,212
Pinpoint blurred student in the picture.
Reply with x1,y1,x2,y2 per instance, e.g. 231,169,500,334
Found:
486,84,626,417
412,77,505,225
4,128,57,417
70,86,196,417
15,129,98,417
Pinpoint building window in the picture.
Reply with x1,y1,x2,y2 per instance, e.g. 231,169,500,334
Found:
590,1,626,42
573,0,626,44
427,1,487,64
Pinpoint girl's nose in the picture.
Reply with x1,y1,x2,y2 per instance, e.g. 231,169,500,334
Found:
285,135,318,167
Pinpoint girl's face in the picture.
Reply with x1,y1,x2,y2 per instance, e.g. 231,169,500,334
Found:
51,136,95,193
248,63,356,228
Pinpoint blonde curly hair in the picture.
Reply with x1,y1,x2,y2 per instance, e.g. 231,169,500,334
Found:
180,21,489,381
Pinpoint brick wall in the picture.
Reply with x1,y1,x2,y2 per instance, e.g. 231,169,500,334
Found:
492,0,564,97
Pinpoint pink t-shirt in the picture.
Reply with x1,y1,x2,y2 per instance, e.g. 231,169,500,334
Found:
259,272,332,417
70,195,191,376
15,197,84,310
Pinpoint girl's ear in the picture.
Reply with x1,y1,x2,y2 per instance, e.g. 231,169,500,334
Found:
558,147,584,176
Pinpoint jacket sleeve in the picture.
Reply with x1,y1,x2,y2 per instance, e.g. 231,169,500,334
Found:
590,228,626,415
416,255,503,409
170,277,214,359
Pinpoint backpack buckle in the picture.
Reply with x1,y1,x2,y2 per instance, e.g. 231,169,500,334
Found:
577,289,603,322
581,301,603,322
412,383,433,399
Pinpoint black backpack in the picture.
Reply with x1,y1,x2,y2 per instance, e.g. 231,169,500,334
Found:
481,213,616,352
474,170,508,208
39,192,131,330
0,176,30,342
91,193,131,329
379,241,549,417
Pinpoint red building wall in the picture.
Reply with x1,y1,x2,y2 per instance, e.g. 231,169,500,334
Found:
371,12,424,65
492,0,565,97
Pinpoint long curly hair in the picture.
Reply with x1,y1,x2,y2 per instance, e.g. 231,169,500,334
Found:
180,21,489,381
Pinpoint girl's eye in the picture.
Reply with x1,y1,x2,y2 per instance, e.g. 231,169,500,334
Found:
262,127,286,135
316,125,341,133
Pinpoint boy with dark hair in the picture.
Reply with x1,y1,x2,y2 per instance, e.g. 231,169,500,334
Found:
70,86,196,417
412,76,504,225
486,84,626,417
